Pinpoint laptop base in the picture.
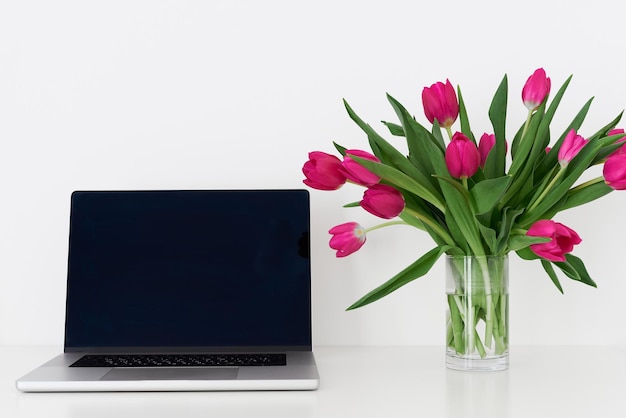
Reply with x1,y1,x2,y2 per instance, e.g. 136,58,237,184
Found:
17,352,319,392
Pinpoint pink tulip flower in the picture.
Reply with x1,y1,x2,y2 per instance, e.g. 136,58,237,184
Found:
302,151,346,190
478,133,508,168
558,129,588,167
526,219,582,262
422,79,459,128
608,128,626,157
340,149,381,187
603,153,626,190
329,222,366,257
360,184,405,219
522,68,551,111
478,133,496,168
445,132,481,179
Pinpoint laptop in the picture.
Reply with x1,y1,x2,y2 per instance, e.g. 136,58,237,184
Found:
16,189,319,392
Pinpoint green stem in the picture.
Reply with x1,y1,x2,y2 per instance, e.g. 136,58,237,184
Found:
453,295,466,321
403,208,456,248
570,176,604,193
473,317,487,358
500,294,508,349
445,125,453,141
364,221,407,234
448,295,465,354
446,319,454,347
467,303,476,355
477,259,495,348
527,165,567,214
492,300,507,355
521,109,532,139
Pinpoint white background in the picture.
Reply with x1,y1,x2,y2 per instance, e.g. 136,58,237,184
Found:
1,0,625,348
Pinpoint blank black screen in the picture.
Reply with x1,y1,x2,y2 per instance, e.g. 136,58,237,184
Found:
64,190,311,351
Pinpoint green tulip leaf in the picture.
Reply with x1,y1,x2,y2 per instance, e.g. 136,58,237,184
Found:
470,175,512,215
333,141,348,156
431,119,446,150
561,181,612,211
501,104,544,206
485,74,508,179
508,106,544,176
510,124,524,160
532,75,574,155
347,246,450,310
457,87,475,143
343,99,405,166
516,247,539,261
387,94,446,175
555,254,597,288
541,260,564,294
342,201,361,208
477,223,497,253
381,121,405,137
344,99,445,202
589,112,625,163
495,207,525,255
438,178,484,256
444,210,470,254
507,235,550,252
587,111,624,142
593,133,626,164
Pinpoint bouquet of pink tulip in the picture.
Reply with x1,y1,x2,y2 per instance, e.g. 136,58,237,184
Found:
303,69,625,361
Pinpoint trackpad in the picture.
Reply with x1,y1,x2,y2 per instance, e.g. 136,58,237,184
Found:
101,367,239,381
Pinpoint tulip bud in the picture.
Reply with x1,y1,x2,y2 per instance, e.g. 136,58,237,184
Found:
603,153,626,190
558,129,588,167
340,149,381,186
478,133,508,168
422,79,459,128
478,133,496,168
302,151,346,190
526,219,582,262
329,222,366,257
360,184,405,219
522,68,551,111
445,132,481,179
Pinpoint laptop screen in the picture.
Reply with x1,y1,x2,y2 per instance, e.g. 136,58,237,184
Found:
64,190,311,352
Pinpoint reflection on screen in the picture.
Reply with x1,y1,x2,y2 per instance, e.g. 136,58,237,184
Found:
64,190,311,350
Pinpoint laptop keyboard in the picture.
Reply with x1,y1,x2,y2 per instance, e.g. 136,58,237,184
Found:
70,353,287,367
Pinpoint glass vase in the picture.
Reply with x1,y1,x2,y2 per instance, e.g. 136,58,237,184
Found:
445,255,509,371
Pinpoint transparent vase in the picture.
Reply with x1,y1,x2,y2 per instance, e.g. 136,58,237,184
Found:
446,255,509,371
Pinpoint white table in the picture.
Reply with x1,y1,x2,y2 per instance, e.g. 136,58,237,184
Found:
2,345,624,418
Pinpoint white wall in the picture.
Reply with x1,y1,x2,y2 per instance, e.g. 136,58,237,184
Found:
1,0,625,347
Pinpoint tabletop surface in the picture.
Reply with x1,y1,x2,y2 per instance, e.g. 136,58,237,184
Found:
2,345,625,418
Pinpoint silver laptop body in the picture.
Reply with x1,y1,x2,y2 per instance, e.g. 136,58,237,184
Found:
17,190,319,392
